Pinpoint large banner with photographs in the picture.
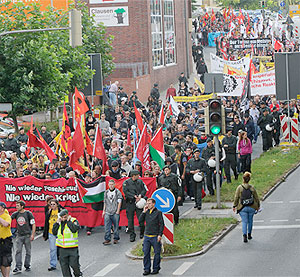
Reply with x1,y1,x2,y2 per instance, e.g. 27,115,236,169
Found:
210,53,250,74
220,70,276,96
229,38,272,50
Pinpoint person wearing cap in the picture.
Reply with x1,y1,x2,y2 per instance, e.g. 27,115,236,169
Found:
186,149,207,210
108,160,125,180
222,128,238,183
271,106,281,146
257,108,274,151
16,127,28,144
150,83,160,103
0,201,13,277
11,200,36,274
158,165,181,224
202,138,216,195
178,72,188,88
123,170,147,242
134,160,143,177
52,209,81,277
3,133,19,153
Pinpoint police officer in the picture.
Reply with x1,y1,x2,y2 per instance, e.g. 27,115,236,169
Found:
187,149,207,210
123,170,147,242
271,106,281,146
222,128,238,183
158,166,181,224
52,209,81,277
258,108,274,151
202,138,215,195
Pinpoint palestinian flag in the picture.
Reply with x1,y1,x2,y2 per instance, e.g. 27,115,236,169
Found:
76,177,106,203
149,127,165,169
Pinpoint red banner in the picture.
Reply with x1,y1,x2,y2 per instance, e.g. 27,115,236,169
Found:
0,176,157,227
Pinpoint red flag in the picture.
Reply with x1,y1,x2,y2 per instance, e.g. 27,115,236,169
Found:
133,102,144,132
135,124,151,173
74,87,89,122
36,130,57,161
159,105,165,124
69,123,85,166
274,40,283,51
127,128,131,148
93,126,109,174
204,12,209,20
85,130,94,156
61,102,72,155
211,9,216,22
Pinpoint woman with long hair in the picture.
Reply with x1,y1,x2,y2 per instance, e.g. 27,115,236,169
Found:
238,131,252,173
233,172,260,243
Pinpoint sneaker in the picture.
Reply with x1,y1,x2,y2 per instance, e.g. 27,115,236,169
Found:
113,240,118,244
103,240,111,245
48,267,56,271
25,267,31,272
86,231,91,236
13,268,21,274
190,197,195,201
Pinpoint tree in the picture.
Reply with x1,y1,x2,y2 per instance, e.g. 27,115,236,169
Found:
0,2,114,132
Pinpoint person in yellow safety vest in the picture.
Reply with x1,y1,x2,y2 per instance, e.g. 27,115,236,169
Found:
52,209,81,277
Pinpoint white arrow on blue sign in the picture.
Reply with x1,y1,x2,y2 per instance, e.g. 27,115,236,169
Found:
280,1,285,7
151,188,175,213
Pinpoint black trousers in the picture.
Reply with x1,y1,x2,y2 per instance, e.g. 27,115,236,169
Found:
126,202,144,239
262,133,273,151
59,247,81,277
224,154,238,182
240,154,251,173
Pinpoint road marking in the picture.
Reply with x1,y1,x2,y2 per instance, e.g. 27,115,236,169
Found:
34,233,43,240
253,220,264,223
270,219,289,222
94,264,119,277
266,201,284,204
295,219,300,222
253,225,300,230
82,261,96,272
173,262,194,275
289,200,300,203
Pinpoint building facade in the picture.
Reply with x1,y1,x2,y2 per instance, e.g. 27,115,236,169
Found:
88,0,193,102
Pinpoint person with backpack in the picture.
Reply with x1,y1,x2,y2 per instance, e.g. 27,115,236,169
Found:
11,200,36,274
233,172,260,243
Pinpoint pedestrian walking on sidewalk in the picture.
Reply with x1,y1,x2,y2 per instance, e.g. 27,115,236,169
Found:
139,198,164,276
233,172,260,243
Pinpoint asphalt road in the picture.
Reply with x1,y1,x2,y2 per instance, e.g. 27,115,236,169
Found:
21,158,299,277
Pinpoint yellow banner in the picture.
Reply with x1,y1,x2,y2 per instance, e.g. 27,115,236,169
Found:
173,94,213,102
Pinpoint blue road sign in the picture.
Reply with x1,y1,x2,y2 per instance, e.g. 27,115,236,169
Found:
280,1,285,7
151,188,175,213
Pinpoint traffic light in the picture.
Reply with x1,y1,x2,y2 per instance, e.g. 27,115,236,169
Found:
260,0,265,8
69,9,82,48
208,99,222,136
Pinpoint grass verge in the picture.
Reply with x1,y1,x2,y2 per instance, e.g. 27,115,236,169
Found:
131,217,237,257
203,147,300,203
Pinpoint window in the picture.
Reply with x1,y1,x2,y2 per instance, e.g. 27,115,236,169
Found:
150,0,164,68
164,0,176,65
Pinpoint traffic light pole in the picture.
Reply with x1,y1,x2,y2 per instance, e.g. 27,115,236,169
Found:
214,135,221,208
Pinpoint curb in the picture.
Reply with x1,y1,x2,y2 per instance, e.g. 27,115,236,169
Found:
125,223,237,260
262,161,300,201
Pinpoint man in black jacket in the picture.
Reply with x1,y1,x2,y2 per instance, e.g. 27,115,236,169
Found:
222,129,238,183
139,198,164,276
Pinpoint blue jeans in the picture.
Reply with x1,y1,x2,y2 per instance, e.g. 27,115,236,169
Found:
239,206,256,235
109,92,117,106
48,233,57,268
104,214,120,241
143,236,161,272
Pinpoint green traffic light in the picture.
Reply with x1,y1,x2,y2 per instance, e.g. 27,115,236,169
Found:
210,125,221,135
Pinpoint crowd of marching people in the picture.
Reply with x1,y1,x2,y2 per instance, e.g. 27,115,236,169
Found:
192,8,300,63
